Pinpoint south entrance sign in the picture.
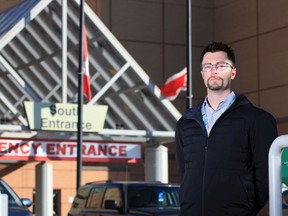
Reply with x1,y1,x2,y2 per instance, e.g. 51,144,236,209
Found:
24,102,108,132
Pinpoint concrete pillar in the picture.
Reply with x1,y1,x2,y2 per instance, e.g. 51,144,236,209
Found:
0,192,8,216
145,145,168,183
35,162,53,216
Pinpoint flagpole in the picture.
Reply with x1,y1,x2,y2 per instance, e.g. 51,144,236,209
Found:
77,0,85,190
186,0,193,109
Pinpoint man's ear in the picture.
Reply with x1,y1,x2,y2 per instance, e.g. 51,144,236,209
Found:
231,68,236,80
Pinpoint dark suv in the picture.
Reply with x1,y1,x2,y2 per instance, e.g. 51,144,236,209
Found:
68,181,180,216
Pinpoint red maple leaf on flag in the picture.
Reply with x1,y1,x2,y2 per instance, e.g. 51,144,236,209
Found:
160,67,187,101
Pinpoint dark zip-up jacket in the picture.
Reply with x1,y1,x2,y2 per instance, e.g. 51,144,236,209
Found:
175,94,278,216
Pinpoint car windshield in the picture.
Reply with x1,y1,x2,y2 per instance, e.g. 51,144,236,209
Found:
127,185,180,208
0,180,23,207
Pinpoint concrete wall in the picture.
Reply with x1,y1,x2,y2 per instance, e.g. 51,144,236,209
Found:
213,0,288,124
92,0,288,128
0,0,21,13
2,0,288,215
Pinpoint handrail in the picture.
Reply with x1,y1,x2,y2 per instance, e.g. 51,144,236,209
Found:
269,135,288,216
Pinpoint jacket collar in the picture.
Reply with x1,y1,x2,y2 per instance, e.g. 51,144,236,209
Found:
182,94,251,120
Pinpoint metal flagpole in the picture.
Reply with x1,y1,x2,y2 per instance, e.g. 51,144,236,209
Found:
62,0,67,103
77,0,85,190
186,0,193,109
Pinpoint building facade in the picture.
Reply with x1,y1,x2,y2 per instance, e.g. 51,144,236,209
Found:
0,0,288,215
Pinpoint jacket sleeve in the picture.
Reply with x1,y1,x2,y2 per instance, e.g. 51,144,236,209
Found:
175,118,185,178
252,111,278,213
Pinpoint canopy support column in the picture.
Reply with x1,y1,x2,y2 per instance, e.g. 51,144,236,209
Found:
145,145,168,183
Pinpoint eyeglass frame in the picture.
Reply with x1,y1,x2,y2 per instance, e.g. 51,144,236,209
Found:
201,62,235,73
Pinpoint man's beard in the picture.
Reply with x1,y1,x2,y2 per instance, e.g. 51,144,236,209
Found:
207,77,225,91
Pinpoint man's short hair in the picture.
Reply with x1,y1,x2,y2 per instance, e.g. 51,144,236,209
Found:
200,41,236,66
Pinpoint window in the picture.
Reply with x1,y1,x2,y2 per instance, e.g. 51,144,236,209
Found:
71,185,93,209
102,187,123,208
128,186,180,208
86,187,105,209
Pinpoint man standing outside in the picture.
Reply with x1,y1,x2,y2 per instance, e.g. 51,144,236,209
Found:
175,41,278,216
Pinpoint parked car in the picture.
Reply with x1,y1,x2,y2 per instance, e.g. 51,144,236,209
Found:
68,181,180,216
0,179,32,216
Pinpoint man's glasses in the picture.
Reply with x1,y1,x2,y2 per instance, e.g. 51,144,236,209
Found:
201,62,234,73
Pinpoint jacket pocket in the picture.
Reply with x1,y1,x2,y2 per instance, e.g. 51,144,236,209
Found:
238,175,255,213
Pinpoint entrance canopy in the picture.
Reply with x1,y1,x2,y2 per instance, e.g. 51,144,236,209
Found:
0,0,181,144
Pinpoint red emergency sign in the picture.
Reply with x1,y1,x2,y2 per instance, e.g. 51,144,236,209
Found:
0,138,142,163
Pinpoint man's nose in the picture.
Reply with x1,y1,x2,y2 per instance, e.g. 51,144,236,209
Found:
210,66,218,73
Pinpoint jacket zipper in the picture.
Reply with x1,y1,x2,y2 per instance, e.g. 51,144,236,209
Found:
202,137,208,216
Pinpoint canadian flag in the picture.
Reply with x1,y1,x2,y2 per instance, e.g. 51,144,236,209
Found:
83,25,92,101
160,67,187,101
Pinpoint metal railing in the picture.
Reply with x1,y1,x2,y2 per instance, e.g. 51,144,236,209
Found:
269,135,288,216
